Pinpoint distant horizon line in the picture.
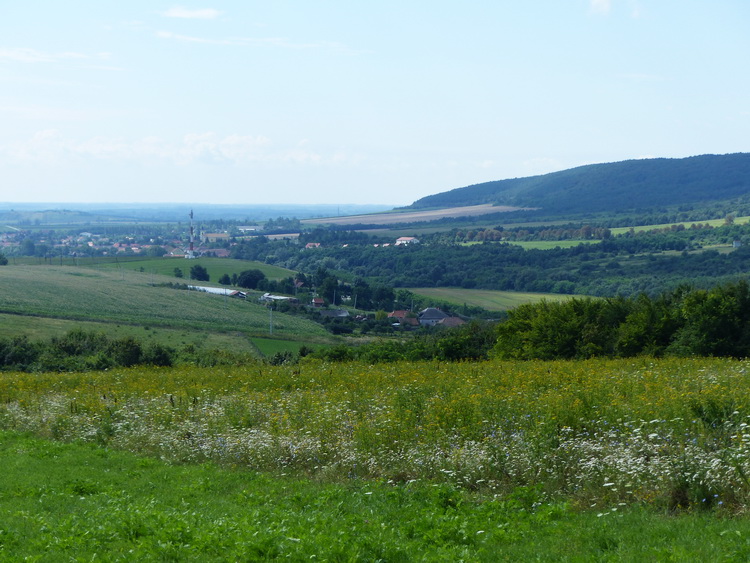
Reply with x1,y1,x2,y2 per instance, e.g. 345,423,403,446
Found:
0,202,398,208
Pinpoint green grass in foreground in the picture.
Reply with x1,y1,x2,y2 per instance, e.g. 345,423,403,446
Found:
2,431,750,561
407,287,575,311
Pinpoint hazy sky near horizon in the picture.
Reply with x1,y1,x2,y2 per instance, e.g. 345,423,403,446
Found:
1,1,748,206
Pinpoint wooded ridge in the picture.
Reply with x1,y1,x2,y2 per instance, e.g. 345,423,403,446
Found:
410,153,750,215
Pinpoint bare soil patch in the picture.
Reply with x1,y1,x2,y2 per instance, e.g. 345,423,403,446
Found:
301,204,527,226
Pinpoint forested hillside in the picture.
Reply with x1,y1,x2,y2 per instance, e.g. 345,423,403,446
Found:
231,222,750,298
410,153,750,215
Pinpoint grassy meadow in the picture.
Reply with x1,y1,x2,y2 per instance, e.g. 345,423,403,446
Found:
10,256,297,284
0,264,332,348
609,215,750,235
4,357,750,557
407,287,575,311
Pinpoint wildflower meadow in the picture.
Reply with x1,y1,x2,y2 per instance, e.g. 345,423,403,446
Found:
2,356,750,511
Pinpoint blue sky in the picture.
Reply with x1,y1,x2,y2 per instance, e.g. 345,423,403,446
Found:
1,1,748,206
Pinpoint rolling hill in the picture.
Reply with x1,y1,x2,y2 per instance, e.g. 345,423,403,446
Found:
409,153,750,215
0,265,333,346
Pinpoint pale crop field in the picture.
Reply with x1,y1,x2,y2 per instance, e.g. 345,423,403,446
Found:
406,287,576,311
0,313,259,354
0,265,331,343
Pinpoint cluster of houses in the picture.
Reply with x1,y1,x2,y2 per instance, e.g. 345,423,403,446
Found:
388,308,465,327
304,237,420,250
257,292,462,327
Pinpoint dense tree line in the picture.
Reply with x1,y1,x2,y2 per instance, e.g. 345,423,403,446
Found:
230,226,750,298
494,280,750,360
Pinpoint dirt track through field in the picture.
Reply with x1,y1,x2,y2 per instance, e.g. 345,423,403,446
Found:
301,204,526,226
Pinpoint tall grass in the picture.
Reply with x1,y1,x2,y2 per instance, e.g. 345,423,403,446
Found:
2,357,750,510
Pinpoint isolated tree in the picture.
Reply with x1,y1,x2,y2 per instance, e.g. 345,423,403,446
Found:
173,267,184,278
0,253,7,266
189,265,210,282
218,273,231,285
236,269,266,289
318,275,339,304
20,239,35,256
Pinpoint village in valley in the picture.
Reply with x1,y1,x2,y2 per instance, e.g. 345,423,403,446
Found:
0,212,468,334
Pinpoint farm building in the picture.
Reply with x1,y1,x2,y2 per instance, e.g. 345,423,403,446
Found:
418,307,450,326
259,293,299,304
395,237,420,245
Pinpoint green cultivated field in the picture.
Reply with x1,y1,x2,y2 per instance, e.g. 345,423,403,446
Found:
0,265,331,347
407,287,575,311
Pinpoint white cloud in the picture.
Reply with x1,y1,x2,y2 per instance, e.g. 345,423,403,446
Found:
155,30,222,44
162,7,222,20
0,48,111,64
0,131,340,167
155,30,357,52
590,0,611,14
0,48,57,63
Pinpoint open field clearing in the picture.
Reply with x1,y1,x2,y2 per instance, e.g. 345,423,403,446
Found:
3,357,750,513
5,433,750,560
461,239,595,250
407,287,576,311
610,215,750,235
0,265,331,344
301,204,526,226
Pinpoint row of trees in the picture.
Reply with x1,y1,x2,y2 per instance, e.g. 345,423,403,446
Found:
494,280,750,360
0,330,174,372
0,329,258,373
